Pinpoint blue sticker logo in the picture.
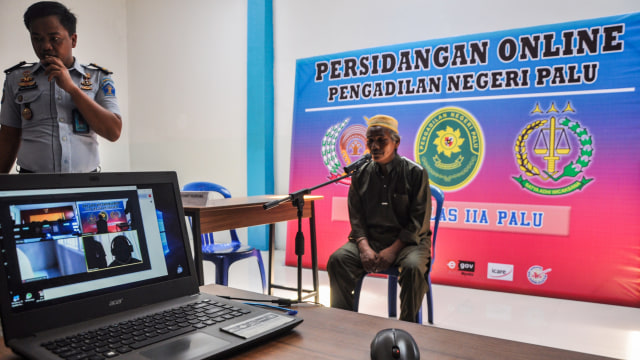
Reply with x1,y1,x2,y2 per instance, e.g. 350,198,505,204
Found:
101,78,116,97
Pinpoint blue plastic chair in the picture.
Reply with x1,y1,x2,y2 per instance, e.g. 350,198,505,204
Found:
353,184,444,324
182,182,267,293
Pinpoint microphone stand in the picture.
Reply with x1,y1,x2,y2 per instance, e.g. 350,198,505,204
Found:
263,162,368,302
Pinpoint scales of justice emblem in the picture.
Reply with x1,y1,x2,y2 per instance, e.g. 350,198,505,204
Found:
513,102,594,195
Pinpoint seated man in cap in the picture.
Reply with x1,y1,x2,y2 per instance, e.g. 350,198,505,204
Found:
327,114,432,322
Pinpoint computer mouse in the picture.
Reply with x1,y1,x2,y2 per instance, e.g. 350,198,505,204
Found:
370,328,420,360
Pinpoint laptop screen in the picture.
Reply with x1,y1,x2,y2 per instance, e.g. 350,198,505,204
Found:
0,178,192,313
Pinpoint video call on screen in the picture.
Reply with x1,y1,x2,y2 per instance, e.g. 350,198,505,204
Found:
0,188,155,310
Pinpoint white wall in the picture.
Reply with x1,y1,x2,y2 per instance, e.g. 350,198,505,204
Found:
125,0,248,193
0,0,249,246
0,0,130,173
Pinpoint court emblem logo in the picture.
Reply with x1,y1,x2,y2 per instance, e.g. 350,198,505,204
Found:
527,265,551,285
415,107,484,191
322,118,368,185
513,102,594,196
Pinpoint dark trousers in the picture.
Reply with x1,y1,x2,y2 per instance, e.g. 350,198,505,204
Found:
327,240,430,322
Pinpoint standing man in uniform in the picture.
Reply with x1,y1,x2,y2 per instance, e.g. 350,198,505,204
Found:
327,115,432,322
0,1,122,173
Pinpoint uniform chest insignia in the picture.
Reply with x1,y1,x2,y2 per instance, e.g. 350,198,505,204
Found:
22,104,33,120
80,72,93,90
18,71,37,90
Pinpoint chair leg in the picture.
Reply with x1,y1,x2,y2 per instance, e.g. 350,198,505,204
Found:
215,259,231,286
353,276,365,312
387,275,398,318
254,250,267,294
390,274,428,324
357,273,426,324
427,277,433,324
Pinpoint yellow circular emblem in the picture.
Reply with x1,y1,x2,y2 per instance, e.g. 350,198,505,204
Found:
414,107,484,191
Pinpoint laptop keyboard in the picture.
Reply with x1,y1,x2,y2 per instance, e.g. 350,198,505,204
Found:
40,299,251,360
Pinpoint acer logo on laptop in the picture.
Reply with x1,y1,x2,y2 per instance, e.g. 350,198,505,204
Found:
109,298,123,306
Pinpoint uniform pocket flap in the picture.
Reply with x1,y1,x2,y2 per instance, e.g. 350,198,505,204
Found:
15,89,43,104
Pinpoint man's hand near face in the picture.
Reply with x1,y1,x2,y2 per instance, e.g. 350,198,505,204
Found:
42,55,74,91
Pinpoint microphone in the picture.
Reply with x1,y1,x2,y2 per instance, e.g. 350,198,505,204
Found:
344,153,372,174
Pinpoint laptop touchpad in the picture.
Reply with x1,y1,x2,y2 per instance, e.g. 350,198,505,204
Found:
141,333,230,360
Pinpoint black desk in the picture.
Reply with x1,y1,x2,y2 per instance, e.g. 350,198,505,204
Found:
0,284,615,360
213,285,615,360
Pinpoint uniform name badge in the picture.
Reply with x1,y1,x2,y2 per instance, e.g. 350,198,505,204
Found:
72,109,90,134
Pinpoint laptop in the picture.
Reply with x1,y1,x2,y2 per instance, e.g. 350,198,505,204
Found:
0,171,302,359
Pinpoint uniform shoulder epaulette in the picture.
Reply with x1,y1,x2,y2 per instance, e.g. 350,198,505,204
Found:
87,63,113,75
4,61,35,74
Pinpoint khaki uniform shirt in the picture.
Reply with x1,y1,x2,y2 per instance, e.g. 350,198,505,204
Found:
0,59,120,172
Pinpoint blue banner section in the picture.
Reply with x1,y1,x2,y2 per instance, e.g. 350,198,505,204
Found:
300,15,635,110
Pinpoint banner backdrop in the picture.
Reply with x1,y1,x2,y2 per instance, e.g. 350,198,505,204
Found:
287,13,640,307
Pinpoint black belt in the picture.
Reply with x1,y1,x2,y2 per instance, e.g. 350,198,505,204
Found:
18,167,99,174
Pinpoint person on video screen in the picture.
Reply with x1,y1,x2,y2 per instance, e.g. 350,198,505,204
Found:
109,235,140,267
96,212,108,234
83,236,107,270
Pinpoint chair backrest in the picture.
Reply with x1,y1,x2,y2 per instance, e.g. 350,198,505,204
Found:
182,181,232,198
429,184,445,267
182,181,240,244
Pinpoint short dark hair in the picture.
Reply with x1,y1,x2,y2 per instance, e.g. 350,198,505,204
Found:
24,1,77,35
